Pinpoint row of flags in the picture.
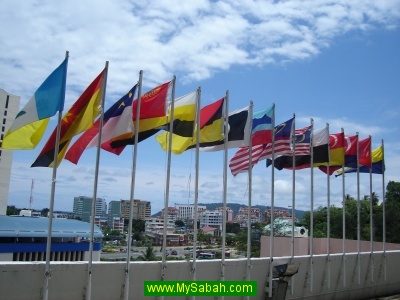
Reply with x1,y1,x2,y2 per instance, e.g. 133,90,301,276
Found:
1,57,385,178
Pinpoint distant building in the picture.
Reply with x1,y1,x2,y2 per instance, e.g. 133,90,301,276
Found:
198,210,223,228
264,208,292,223
0,89,20,215
235,207,261,227
174,204,207,220
72,196,106,223
216,207,234,222
161,207,178,222
144,217,187,246
108,200,122,225
121,199,151,221
110,217,124,233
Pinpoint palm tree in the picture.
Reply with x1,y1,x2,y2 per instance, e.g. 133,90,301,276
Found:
136,245,157,261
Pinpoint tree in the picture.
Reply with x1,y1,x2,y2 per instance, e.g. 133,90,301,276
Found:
226,222,240,234
175,220,185,227
136,246,157,261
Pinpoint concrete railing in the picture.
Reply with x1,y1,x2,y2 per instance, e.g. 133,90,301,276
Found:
1,251,399,300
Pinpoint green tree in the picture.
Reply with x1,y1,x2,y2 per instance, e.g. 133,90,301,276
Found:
383,181,400,243
226,222,241,234
136,246,157,261
6,205,19,215
175,220,185,227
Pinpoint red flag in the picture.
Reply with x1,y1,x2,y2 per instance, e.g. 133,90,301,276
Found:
359,137,372,167
31,69,106,167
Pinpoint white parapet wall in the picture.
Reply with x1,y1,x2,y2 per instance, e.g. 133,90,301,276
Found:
0,251,399,300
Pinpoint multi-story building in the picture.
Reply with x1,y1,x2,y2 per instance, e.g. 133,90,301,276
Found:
264,208,292,223
198,210,223,228
0,89,20,215
235,207,262,227
145,217,186,246
72,196,106,223
161,207,178,222
121,199,151,220
174,204,207,221
110,217,124,233
216,207,234,222
108,200,122,225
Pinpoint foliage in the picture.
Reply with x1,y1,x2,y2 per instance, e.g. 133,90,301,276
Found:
175,220,185,227
136,246,157,261
301,181,400,243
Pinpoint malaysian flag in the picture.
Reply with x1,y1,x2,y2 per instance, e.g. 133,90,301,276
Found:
229,117,294,176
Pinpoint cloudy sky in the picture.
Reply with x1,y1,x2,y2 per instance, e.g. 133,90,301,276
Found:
1,0,399,216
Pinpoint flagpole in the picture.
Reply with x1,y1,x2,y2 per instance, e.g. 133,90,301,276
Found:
161,76,176,283
326,124,331,290
267,103,275,298
309,118,314,292
86,61,108,300
191,87,201,287
42,51,69,300
355,132,361,285
341,128,346,288
220,91,229,286
123,70,142,300
368,135,374,283
290,113,296,296
245,101,254,296
381,139,386,281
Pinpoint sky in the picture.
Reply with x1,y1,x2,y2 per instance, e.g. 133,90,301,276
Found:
1,0,399,216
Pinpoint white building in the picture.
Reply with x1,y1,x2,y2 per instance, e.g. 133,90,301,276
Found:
174,204,207,220
0,89,20,215
198,210,223,228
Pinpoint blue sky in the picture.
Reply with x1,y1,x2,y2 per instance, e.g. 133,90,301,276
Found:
1,0,399,215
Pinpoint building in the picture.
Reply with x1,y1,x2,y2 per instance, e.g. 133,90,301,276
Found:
0,215,103,261
110,217,124,233
0,89,20,215
161,207,179,222
198,210,223,228
216,207,234,221
72,196,106,223
235,207,261,227
144,217,187,246
174,203,207,220
108,200,122,225
121,199,151,221
264,208,292,223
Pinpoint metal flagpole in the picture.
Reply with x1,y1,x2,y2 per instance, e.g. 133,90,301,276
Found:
309,118,314,292
290,113,296,296
86,61,109,300
381,139,386,281
123,70,142,300
42,51,69,300
245,102,254,299
191,87,201,287
356,132,361,285
326,124,331,290
341,128,346,288
368,135,374,283
220,91,229,286
161,76,176,284
267,103,276,298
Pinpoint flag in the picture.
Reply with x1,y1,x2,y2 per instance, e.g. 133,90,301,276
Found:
258,117,294,160
317,132,345,174
31,69,105,167
269,126,329,170
164,90,197,137
293,126,312,155
229,117,294,176
336,146,384,176
156,97,224,154
251,106,274,146
65,84,137,164
198,105,251,152
108,81,172,150
358,137,372,168
343,135,358,168
2,58,68,150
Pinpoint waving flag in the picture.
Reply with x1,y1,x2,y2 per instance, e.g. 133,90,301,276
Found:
2,58,68,150
251,106,274,146
318,132,345,174
31,69,106,167
229,117,294,176
336,146,384,176
358,137,372,168
65,84,137,164
108,81,171,151
156,97,224,154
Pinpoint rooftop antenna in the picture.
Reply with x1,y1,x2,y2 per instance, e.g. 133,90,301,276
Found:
29,179,34,211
